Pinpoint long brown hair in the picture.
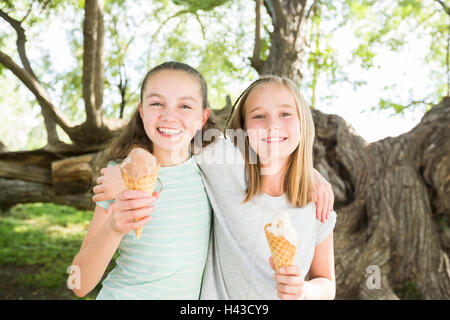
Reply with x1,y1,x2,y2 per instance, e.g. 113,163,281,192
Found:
99,61,216,167
225,75,315,208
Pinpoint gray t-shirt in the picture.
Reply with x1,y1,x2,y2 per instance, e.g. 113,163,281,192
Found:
194,136,337,300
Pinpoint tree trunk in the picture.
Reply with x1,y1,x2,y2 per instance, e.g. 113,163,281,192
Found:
0,0,448,300
0,148,103,211
258,0,312,82
312,97,450,299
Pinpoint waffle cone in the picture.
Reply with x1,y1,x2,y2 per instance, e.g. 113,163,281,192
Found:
264,223,296,272
121,165,160,239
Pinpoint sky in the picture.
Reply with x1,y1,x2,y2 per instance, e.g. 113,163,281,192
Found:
312,23,431,142
0,1,441,150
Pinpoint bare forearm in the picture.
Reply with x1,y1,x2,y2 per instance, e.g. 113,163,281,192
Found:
304,277,336,300
71,223,123,297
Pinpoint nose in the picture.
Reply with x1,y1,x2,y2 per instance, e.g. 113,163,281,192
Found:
159,105,179,122
267,116,281,132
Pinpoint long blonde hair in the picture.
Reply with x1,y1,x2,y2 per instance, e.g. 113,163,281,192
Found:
225,75,315,208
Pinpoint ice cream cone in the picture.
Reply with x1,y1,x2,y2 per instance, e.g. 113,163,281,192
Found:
122,165,160,239
264,223,297,272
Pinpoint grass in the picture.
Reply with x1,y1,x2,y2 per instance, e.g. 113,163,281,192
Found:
1,203,428,300
0,202,117,300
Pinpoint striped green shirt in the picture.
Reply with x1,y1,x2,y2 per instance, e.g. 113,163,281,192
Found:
95,156,211,300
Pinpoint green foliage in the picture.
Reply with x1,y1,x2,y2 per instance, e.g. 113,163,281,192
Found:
171,0,229,12
0,0,85,127
1,0,447,150
341,0,448,113
303,1,352,108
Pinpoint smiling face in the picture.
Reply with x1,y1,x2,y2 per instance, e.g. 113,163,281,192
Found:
138,70,209,164
244,82,301,166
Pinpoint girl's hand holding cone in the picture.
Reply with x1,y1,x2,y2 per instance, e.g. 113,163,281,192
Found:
92,166,125,203
105,189,158,237
269,257,305,300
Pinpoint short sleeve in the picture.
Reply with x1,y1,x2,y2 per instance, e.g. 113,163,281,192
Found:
315,211,337,246
96,199,114,210
95,160,119,210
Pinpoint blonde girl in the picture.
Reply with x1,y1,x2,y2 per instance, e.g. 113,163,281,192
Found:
197,75,336,299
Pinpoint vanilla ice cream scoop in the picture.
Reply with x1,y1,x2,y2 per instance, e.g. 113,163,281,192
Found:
267,212,297,246
120,147,157,179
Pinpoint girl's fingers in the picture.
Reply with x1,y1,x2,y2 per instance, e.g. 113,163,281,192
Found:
327,190,334,220
278,265,301,276
118,197,156,211
275,265,301,278
118,189,152,201
275,274,303,286
276,283,302,295
277,292,298,300
96,176,103,185
131,215,151,230
268,257,276,271
92,184,103,194
92,193,106,203
313,190,320,221
315,187,323,222
322,189,329,222
124,206,155,222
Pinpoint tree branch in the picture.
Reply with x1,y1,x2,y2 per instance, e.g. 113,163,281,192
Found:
250,0,264,73
305,0,319,20
94,0,104,112
118,64,128,119
263,0,277,28
150,9,190,45
82,0,102,128
0,50,74,134
434,0,450,16
0,140,7,152
193,12,206,40
0,8,37,80
292,0,308,51
447,24,450,96
0,7,61,144
19,2,33,23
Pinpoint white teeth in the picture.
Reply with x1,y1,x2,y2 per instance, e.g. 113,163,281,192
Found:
264,137,287,142
158,127,182,135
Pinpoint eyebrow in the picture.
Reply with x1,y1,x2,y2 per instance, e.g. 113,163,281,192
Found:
145,93,164,100
179,96,198,102
249,106,263,113
145,93,198,102
249,104,295,113
279,104,295,110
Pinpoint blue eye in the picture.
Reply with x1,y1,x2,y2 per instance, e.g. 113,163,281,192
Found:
150,102,162,107
253,114,265,119
180,104,192,109
281,112,291,117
